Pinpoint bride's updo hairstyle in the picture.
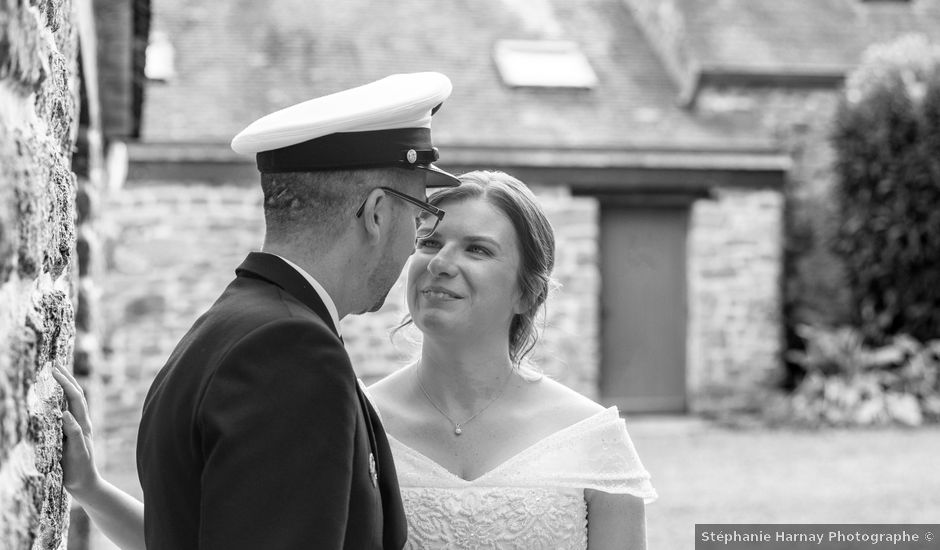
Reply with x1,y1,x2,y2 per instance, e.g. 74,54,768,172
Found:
426,170,556,366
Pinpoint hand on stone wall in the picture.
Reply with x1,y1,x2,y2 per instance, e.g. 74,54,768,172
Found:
52,365,101,498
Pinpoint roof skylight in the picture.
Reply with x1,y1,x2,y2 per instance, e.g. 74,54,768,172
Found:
494,40,598,89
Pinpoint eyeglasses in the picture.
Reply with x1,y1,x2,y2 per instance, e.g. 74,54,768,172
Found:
355,187,445,238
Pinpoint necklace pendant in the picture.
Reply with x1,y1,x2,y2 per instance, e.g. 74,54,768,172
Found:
454,425,462,436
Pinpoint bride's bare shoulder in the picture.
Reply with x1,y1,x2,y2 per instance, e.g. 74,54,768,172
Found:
523,375,607,428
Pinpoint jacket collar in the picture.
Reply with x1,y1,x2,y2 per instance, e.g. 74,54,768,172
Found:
235,252,340,337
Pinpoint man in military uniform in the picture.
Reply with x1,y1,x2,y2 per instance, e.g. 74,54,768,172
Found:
137,72,458,549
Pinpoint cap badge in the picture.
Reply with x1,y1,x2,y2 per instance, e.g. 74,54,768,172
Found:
406,149,418,164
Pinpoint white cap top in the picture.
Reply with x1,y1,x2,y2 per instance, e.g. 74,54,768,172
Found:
231,72,453,155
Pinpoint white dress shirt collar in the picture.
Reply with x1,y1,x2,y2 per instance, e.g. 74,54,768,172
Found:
269,254,342,336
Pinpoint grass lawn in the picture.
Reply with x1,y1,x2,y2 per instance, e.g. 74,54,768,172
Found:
627,417,940,549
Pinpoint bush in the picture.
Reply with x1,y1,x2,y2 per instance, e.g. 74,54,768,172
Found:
774,325,940,427
830,35,940,344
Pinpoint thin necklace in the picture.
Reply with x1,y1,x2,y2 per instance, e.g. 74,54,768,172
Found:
415,363,513,436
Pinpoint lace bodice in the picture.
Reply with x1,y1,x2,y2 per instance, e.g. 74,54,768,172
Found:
389,407,657,549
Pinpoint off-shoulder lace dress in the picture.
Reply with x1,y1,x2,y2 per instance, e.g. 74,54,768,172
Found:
388,407,657,549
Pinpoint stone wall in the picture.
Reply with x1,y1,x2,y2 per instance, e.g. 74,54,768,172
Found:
688,188,785,410
0,0,81,548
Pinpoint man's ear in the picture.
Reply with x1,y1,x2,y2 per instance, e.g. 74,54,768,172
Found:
359,188,387,244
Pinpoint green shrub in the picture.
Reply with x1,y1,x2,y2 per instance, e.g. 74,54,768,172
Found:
778,325,940,427
830,35,940,344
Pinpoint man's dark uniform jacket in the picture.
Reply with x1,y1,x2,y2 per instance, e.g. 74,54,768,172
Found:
137,252,406,549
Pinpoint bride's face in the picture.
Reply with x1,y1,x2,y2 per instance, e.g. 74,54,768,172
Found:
407,198,524,341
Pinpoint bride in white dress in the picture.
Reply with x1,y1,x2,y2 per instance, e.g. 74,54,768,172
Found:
54,170,655,549
368,170,655,549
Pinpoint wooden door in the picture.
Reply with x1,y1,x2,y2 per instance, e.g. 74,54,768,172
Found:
599,204,689,413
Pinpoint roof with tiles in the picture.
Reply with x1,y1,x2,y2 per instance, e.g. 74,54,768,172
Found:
627,0,940,84
139,0,765,153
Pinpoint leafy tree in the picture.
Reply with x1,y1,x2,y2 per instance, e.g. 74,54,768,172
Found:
831,35,940,344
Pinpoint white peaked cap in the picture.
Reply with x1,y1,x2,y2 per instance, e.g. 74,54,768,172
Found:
230,72,459,187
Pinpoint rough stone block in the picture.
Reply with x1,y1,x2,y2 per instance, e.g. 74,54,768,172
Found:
46,166,77,279
0,3,50,91
37,50,77,152
14,140,43,279
0,183,15,285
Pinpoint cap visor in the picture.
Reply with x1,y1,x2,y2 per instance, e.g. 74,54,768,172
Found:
419,164,461,188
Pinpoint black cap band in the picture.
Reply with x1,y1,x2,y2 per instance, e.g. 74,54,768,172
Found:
256,128,440,173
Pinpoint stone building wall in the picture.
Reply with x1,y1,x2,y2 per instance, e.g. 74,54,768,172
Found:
97,180,600,494
0,0,81,548
687,188,785,410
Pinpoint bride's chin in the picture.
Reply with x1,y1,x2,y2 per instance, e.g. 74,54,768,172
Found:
413,313,457,336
